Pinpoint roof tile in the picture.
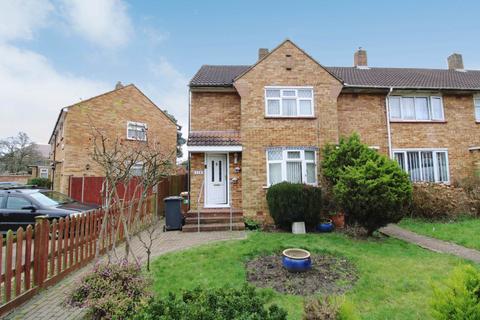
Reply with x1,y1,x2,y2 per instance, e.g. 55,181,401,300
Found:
189,65,480,90
188,131,241,146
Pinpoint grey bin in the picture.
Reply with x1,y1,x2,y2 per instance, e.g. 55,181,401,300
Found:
164,196,184,231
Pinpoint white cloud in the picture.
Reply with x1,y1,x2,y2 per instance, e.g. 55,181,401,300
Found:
60,0,133,48
145,58,189,159
0,44,109,143
0,0,54,42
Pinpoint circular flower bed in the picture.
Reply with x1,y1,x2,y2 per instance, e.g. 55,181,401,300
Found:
246,254,357,296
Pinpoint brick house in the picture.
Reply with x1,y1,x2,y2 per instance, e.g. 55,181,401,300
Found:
48,83,177,194
186,39,480,228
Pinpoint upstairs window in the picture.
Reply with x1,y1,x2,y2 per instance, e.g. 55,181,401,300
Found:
265,87,314,117
127,121,147,141
389,96,444,121
474,97,480,122
267,148,317,186
393,149,449,183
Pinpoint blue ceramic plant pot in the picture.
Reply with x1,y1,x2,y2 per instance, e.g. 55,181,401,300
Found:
282,248,312,272
316,219,334,233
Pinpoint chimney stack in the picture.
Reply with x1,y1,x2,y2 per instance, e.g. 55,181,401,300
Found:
115,81,124,90
354,47,368,67
448,53,464,70
258,48,269,60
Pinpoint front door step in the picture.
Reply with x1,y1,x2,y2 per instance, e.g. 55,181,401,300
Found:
183,208,245,232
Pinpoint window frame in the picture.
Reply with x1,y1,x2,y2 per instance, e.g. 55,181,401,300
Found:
264,86,315,118
389,95,444,122
474,97,480,122
392,148,450,183
39,168,49,179
130,162,144,177
126,121,148,141
266,148,317,186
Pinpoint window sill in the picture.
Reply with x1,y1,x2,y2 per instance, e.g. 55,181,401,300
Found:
390,120,447,124
264,116,317,119
126,138,147,142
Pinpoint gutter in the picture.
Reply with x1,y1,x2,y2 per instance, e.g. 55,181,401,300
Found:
385,87,393,159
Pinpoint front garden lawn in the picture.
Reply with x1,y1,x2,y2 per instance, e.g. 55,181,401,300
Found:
150,232,470,320
399,217,480,251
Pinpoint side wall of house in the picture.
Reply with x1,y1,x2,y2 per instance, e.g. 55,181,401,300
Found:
54,85,177,194
337,93,389,154
234,41,342,220
190,91,241,131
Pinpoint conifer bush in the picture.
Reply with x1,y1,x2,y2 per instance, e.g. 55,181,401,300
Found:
266,182,322,230
322,133,412,235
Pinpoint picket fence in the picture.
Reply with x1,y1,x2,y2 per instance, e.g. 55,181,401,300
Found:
0,195,154,316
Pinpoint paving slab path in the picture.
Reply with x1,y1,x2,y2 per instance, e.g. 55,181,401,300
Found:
380,224,480,263
4,227,246,320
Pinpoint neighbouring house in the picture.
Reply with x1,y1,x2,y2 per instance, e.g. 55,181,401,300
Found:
187,39,480,228
29,144,52,180
48,82,178,195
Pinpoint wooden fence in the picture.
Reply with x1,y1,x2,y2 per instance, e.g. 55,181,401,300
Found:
69,175,188,213
0,195,154,317
156,175,188,215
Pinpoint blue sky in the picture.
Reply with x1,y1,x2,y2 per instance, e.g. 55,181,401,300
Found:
2,0,480,146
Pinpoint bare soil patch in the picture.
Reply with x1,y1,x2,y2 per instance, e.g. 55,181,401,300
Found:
246,254,357,296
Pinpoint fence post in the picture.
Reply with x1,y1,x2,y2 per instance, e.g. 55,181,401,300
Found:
34,216,49,287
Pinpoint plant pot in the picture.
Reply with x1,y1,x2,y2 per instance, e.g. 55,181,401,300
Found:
331,212,345,229
282,248,312,272
291,221,306,234
316,219,334,233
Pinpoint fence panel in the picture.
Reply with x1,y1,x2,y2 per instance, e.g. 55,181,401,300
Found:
0,195,154,316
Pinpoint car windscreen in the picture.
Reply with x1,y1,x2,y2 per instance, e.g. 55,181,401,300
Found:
31,191,75,207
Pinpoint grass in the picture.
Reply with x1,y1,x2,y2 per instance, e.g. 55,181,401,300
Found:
399,217,480,250
150,231,472,320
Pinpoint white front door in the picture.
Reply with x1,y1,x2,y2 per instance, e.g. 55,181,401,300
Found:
205,154,228,206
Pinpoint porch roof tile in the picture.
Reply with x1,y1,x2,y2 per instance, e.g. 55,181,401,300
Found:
188,130,241,146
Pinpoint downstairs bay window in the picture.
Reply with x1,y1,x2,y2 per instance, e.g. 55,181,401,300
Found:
393,149,449,183
267,148,317,186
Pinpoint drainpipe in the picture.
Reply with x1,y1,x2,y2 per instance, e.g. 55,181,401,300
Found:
385,87,393,158
51,132,57,191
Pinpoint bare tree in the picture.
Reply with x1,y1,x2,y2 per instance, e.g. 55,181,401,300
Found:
90,127,174,264
0,132,44,174
136,214,162,271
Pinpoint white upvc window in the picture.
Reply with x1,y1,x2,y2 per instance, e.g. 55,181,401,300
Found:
393,149,449,183
130,162,143,177
127,121,147,141
474,97,480,122
265,87,314,117
389,96,444,121
39,168,48,179
266,148,317,186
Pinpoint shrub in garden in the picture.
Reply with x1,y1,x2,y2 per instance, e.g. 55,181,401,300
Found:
266,182,322,229
135,285,288,320
303,297,359,320
67,261,150,319
333,156,412,236
410,182,477,220
456,175,480,215
431,265,480,319
27,177,51,188
322,133,378,185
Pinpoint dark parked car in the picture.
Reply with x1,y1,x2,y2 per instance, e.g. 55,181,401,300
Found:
0,188,100,233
